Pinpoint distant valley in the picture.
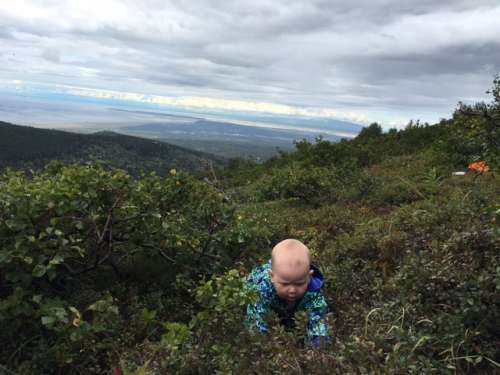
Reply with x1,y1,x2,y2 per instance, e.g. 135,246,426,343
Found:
109,108,362,160
0,94,363,160
116,119,337,160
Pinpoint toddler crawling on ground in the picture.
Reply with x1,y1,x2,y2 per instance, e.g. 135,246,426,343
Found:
246,239,331,347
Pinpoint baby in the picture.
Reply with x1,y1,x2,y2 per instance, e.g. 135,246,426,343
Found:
246,239,331,347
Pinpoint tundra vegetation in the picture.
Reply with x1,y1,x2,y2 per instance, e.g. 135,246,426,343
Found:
0,78,499,374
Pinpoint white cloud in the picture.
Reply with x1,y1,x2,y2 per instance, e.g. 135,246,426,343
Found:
32,81,371,124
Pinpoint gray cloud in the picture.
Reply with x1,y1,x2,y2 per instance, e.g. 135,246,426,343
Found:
41,48,60,63
0,0,499,126
0,26,14,39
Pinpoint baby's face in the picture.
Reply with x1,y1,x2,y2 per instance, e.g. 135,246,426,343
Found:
269,266,313,304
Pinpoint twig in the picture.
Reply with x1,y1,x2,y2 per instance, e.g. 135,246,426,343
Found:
7,335,41,365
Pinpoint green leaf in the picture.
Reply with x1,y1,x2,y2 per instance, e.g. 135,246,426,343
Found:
32,265,47,278
70,330,82,342
71,246,85,257
5,219,15,229
41,316,55,326
0,252,12,263
47,268,57,281
69,306,80,315
49,255,64,266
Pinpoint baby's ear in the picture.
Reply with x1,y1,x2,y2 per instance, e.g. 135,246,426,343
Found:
268,269,274,279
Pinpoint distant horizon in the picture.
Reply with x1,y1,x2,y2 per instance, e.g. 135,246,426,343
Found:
0,89,363,139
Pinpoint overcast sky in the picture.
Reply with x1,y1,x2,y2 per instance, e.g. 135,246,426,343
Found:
0,0,499,128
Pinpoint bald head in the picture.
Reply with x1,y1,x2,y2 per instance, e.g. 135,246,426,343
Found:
269,239,313,303
271,239,311,275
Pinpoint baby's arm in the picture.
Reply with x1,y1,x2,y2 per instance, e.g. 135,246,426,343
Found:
246,298,270,333
305,292,331,348
245,263,273,333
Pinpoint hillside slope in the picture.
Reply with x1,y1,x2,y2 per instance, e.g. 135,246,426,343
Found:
0,121,226,175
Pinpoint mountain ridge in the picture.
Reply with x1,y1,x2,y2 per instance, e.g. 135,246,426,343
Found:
0,121,226,176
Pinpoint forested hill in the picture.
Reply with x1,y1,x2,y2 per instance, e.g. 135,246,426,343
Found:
0,121,226,176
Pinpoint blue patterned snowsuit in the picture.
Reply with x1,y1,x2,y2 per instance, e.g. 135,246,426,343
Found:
245,260,331,347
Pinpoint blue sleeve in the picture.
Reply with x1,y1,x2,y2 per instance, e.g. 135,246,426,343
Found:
245,263,273,333
246,298,270,333
304,292,332,347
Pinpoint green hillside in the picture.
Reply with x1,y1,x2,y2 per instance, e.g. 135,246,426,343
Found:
0,122,226,176
0,79,499,374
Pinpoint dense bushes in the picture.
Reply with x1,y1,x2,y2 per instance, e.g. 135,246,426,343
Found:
113,170,499,374
254,163,340,205
1,162,498,373
0,164,280,373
